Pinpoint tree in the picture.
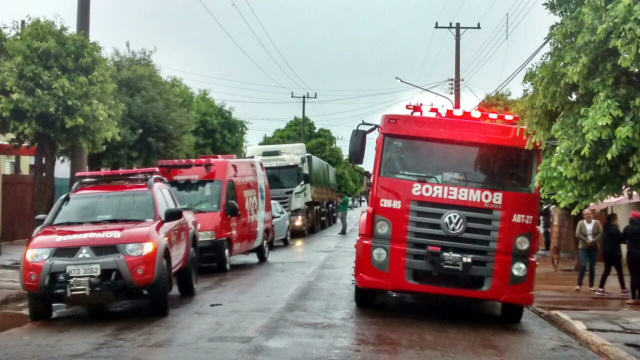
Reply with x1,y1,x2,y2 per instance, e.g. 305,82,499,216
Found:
477,90,522,114
519,0,640,213
90,46,193,169
0,19,120,214
260,116,316,145
191,91,247,157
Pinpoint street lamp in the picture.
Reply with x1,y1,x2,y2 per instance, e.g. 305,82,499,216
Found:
395,77,454,109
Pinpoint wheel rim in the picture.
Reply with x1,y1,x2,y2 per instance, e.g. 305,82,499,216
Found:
225,248,231,270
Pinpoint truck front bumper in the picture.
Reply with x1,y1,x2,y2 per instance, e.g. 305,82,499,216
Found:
354,237,535,306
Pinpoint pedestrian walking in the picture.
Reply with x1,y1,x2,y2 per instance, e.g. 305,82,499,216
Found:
622,210,640,305
338,194,349,235
596,214,629,296
575,209,602,292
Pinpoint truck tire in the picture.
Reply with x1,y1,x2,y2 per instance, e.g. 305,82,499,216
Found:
257,234,269,262
500,303,524,323
354,286,377,308
149,258,170,316
216,241,231,272
308,210,317,234
176,248,198,297
321,209,328,230
27,293,52,321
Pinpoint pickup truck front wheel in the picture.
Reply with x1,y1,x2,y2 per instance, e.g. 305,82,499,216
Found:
27,293,52,321
177,248,197,297
149,258,170,316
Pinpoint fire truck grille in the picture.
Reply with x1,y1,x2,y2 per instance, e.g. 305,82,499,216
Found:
405,201,500,291
271,191,294,212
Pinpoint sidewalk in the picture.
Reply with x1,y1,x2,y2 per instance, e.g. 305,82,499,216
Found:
534,251,639,359
0,240,26,309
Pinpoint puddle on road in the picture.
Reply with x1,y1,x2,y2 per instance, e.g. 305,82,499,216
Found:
0,301,29,333
0,311,29,332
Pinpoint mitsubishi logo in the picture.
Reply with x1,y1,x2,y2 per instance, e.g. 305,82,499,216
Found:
441,211,467,236
78,248,91,258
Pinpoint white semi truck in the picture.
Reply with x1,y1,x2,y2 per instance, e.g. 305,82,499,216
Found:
246,143,337,235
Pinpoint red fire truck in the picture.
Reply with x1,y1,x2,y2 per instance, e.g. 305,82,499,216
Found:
157,156,273,272
348,107,540,323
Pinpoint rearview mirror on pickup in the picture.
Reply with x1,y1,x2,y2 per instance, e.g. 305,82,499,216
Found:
349,129,367,165
164,208,183,223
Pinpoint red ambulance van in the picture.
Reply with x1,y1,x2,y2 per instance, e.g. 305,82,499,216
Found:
158,156,274,272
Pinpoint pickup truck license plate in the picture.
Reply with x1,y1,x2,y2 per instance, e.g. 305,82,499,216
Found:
66,264,101,277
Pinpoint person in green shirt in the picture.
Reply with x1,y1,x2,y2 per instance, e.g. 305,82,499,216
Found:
338,194,350,235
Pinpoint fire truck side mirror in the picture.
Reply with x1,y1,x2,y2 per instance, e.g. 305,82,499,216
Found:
349,129,367,165
225,201,240,217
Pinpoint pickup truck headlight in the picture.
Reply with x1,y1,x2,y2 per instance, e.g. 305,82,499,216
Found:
125,242,154,256
25,248,52,263
198,231,216,241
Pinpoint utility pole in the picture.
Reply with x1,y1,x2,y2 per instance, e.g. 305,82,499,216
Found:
14,20,27,175
70,0,90,187
435,22,481,109
291,92,317,143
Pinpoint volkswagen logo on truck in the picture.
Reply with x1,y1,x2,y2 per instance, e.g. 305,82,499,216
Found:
441,211,466,236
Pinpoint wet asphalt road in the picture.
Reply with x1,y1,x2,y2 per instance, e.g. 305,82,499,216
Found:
0,210,596,360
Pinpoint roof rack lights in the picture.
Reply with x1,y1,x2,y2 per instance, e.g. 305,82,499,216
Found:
424,107,519,123
72,168,165,192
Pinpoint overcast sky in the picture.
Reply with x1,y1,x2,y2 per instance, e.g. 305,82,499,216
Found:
1,0,556,170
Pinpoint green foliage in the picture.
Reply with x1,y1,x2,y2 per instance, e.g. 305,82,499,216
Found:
261,117,364,195
191,90,247,157
91,46,194,168
0,19,120,152
520,0,640,213
0,19,120,213
477,90,522,114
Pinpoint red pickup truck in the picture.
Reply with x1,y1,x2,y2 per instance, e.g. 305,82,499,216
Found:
20,168,199,320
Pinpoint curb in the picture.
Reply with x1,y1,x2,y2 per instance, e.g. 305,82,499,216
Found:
532,307,636,360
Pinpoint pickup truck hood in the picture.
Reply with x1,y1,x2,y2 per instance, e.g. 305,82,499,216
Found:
29,222,155,248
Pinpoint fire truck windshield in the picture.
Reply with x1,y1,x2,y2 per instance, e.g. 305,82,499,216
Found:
53,191,155,225
380,136,536,193
266,166,300,190
169,180,222,213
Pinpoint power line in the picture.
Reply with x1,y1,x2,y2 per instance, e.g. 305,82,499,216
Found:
462,0,528,74
244,0,312,90
230,0,303,88
475,37,550,109
464,0,539,81
197,0,286,87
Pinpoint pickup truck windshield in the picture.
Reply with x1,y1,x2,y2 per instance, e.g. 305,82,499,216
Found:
169,180,222,213
53,191,155,225
266,166,300,190
380,136,536,193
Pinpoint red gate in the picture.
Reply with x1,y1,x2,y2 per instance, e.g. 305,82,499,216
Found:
1,174,35,242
